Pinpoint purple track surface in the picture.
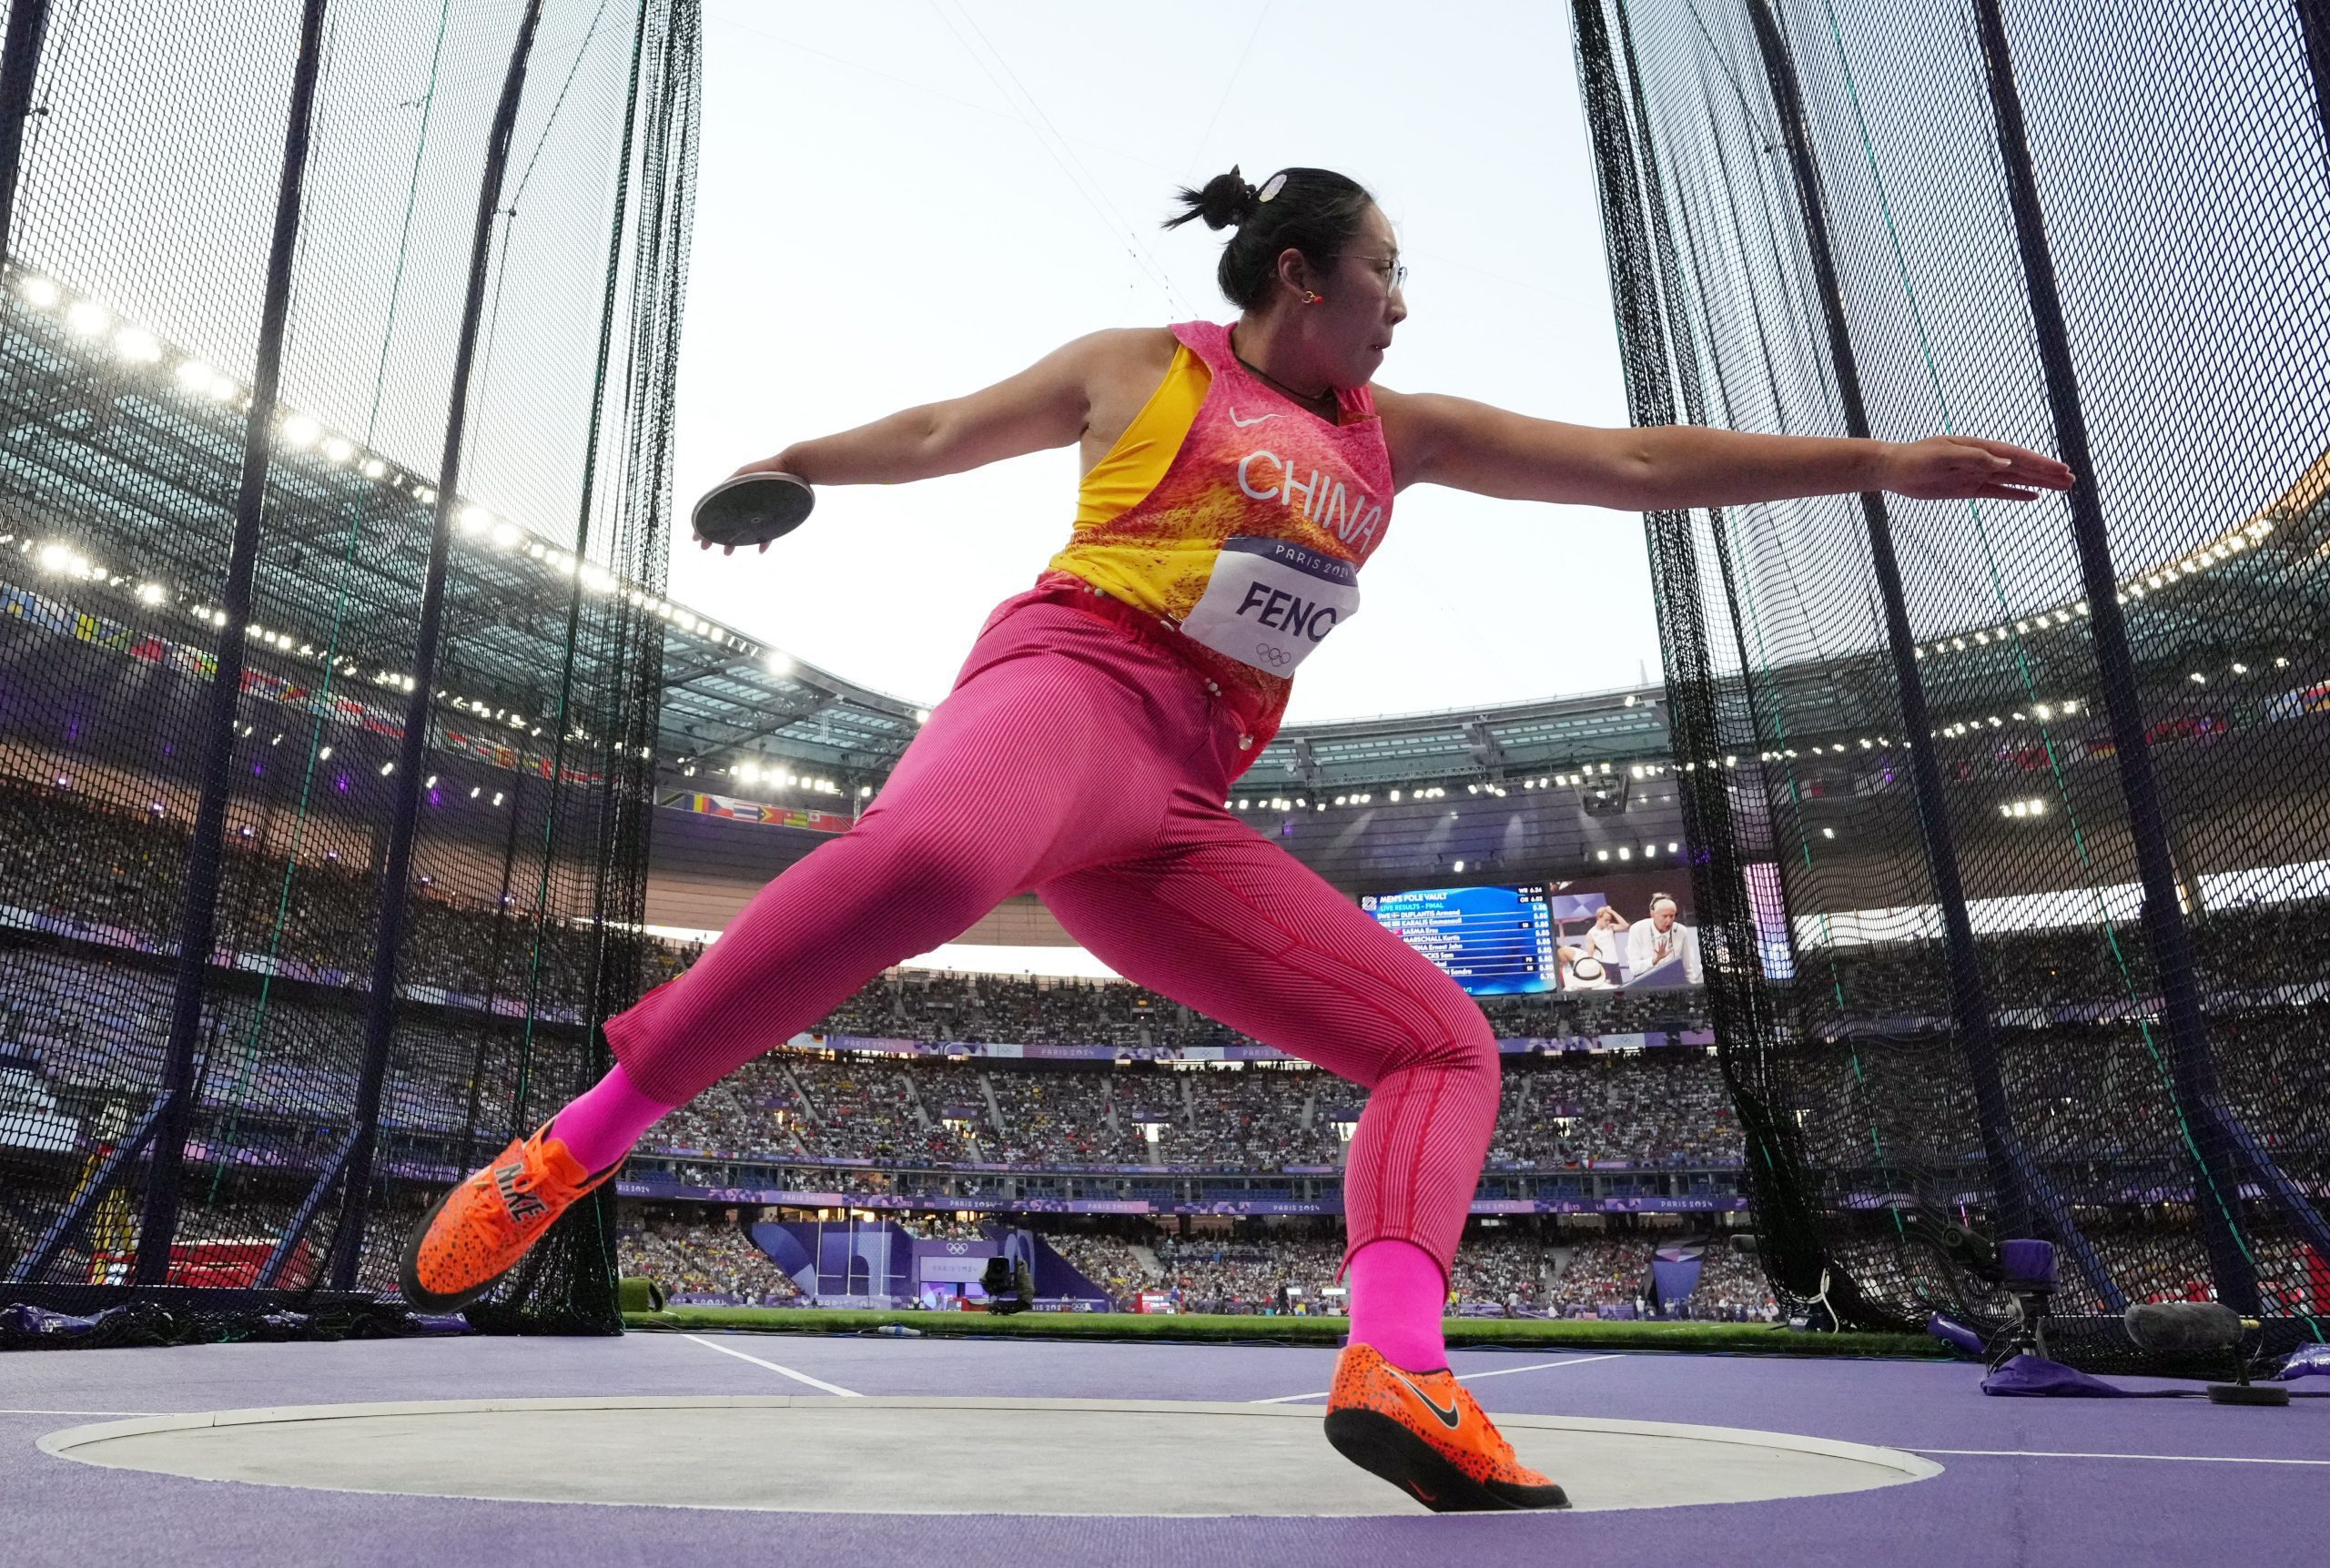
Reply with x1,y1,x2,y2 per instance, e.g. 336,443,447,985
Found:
4,1332,2324,1567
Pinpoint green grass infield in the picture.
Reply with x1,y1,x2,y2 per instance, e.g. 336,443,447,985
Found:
622,1305,1942,1359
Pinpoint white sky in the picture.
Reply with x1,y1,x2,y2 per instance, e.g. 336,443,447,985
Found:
666,0,1664,720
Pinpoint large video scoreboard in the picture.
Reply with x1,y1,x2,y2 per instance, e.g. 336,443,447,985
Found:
1360,884,1565,996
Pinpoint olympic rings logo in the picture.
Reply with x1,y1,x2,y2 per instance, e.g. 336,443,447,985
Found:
1254,642,1293,668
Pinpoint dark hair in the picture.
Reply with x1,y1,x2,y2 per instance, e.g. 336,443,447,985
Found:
1162,165,1377,310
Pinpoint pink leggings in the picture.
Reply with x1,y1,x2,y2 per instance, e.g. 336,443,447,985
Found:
603,588,1501,1275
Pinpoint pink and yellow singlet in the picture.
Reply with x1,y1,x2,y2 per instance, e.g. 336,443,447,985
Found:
1032,319,1397,759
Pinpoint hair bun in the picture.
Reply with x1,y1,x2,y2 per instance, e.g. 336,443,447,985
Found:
1196,165,1258,231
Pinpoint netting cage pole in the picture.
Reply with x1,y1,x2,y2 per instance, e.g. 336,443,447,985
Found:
576,0,698,1323
1613,0,1882,1320
0,0,48,259
1737,0,2122,1305
467,0,694,1335
2301,0,2330,163
1571,0,1862,1318
1970,0,2328,1309
325,0,548,1291
130,0,331,1289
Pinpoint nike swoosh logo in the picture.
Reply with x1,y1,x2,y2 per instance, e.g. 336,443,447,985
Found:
1384,1365,1464,1430
1229,410,1278,428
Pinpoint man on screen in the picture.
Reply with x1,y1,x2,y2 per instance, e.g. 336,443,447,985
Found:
1625,894,1703,984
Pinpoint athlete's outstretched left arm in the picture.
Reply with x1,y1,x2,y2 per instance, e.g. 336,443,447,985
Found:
1373,389,2074,510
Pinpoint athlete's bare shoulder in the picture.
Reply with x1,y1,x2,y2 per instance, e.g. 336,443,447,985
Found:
1064,326,1180,400
1061,324,1180,361
1367,383,1432,492
1069,327,1182,465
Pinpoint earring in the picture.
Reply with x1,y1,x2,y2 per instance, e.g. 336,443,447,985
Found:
1302,290,1322,305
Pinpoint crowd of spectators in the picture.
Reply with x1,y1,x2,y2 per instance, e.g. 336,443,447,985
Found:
1028,1228,1779,1319
0,773,689,1020
38,754,2330,1061
1158,1068,1335,1168
21,763,2330,1078
1042,1231,1153,1302
624,1050,1746,1172
15,766,2320,1331
1539,1238,1779,1320
1493,1052,1739,1168
1546,1239,1651,1314
985,1068,1144,1165
632,1056,796,1160
897,1211,988,1242
1449,1231,1546,1311
596,1217,1777,1321
782,1055,969,1164
0,945,616,1163
1686,1246,1779,1320
814,966,1707,1050
819,971,1171,1047
617,1218,800,1305
1016,1228,1562,1317
4,929,1750,1178
1150,1234,1350,1314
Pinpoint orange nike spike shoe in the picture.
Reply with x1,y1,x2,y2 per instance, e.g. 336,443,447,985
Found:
398,1122,619,1312
1323,1341,1572,1512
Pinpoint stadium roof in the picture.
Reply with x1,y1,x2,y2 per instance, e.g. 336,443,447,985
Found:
9,260,2326,816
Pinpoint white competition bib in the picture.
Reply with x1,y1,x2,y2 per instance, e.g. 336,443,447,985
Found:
1178,535,1361,674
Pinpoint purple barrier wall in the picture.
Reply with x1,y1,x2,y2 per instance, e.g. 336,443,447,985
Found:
1650,1255,1704,1307
753,1219,912,1300
748,1221,815,1290
1025,1233,1109,1303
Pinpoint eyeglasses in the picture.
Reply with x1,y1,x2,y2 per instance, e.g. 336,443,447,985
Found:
1350,253,1409,291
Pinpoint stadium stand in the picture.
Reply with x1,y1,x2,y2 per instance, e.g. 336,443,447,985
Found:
616,1216,801,1306
1546,1239,1651,1315
0,774,698,1014
18,752,2316,1330
668,1221,1776,1321
623,1047,1744,1174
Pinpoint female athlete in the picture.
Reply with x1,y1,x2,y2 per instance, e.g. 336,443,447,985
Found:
404,165,2072,1511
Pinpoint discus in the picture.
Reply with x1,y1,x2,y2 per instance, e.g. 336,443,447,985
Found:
691,470,815,553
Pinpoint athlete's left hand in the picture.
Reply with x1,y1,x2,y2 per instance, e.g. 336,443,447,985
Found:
1880,435,2075,501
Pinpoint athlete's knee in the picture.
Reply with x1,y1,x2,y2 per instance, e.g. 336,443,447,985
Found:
1382,990,1499,1086
1436,1005,1502,1083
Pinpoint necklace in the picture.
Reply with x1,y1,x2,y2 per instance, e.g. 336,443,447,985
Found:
1231,350,1337,419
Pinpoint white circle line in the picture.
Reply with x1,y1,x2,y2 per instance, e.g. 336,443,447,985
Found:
38,1395,1943,1473
680,1332,862,1396
35,1398,1942,1518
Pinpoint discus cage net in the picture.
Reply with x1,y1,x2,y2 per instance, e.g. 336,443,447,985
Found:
0,0,699,1346
1573,0,2330,1368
